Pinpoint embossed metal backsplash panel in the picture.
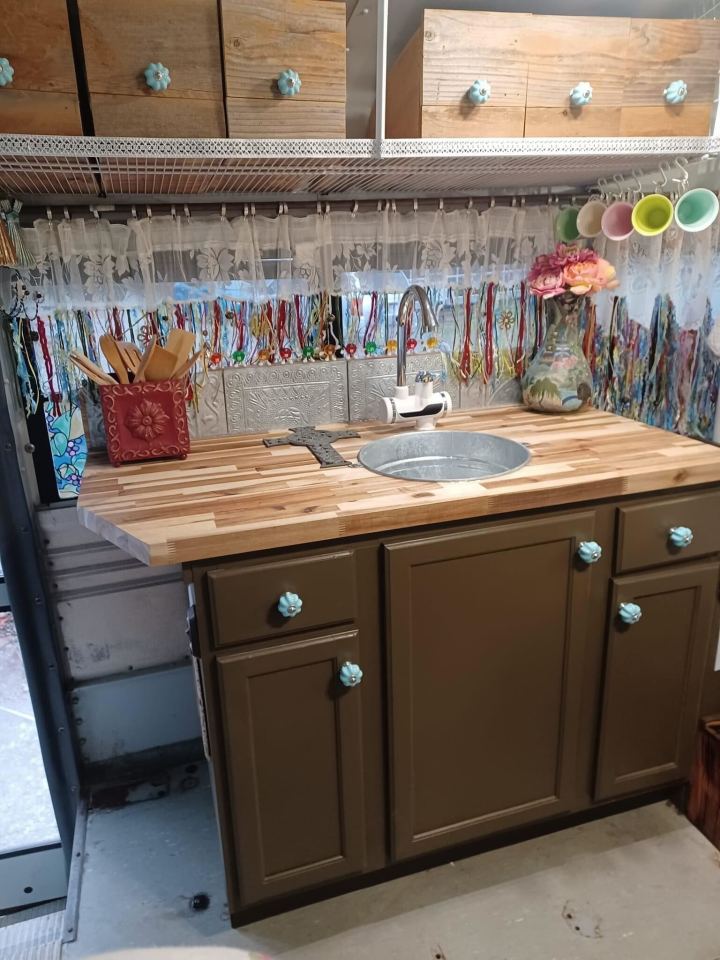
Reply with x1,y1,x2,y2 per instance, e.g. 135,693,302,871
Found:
224,362,349,433
348,352,460,422
187,371,228,439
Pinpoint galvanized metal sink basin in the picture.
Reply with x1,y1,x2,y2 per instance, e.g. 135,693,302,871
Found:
357,431,531,482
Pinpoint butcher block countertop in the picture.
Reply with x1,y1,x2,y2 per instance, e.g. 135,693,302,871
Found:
77,407,720,566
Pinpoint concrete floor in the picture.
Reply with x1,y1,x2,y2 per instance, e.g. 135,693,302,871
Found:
0,612,59,851
64,764,720,960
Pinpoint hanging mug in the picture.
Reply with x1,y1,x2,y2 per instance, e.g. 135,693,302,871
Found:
601,200,634,241
674,187,720,233
576,198,607,238
631,193,674,237
555,205,581,243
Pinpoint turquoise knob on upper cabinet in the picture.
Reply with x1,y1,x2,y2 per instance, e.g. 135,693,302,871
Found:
664,80,687,105
144,62,171,91
277,591,302,618
669,526,694,548
577,540,602,564
339,662,363,687
467,79,491,105
278,68,301,97
618,601,642,625
0,58,14,87
569,82,593,107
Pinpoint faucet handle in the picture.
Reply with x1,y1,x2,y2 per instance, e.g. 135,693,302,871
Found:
415,370,435,384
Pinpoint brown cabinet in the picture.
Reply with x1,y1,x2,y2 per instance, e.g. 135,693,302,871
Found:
217,630,366,905
77,0,226,137
595,562,719,801
220,0,346,138
0,0,82,134
385,511,596,859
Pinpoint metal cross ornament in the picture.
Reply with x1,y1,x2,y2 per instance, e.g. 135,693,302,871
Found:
263,426,360,468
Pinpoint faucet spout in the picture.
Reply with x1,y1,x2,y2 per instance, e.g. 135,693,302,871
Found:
396,285,437,388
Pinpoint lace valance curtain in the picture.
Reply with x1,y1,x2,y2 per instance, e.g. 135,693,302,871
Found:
17,206,720,332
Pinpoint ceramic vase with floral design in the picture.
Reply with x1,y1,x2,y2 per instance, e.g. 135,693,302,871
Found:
522,293,593,413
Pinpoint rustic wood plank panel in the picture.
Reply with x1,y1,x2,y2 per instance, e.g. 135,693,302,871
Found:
384,28,423,138
221,0,346,103
0,90,82,134
226,96,344,138
2,0,78,94
619,103,714,137
90,94,226,138
421,104,525,138
78,0,224,100
77,408,720,566
623,19,720,106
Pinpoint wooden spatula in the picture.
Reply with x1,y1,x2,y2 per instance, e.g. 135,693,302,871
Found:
144,345,181,382
166,328,196,367
134,338,157,382
100,334,129,384
69,351,115,386
116,341,142,375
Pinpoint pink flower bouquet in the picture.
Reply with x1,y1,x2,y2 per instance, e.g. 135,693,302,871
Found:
528,243,619,299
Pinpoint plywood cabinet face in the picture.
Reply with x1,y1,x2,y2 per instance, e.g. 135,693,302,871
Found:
595,562,719,801
385,511,596,860
217,631,366,905
77,0,226,137
621,19,720,137
221,0,346,138
0,0,82,134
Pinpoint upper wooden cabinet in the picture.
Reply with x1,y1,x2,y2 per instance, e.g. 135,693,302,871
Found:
385,510,598,860
220,0,346,138
385,10,720,138
0,0,82,134
77,0,226,137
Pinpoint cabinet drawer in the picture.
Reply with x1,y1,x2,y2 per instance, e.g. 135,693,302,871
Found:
0,0,82,134
208,550,356,647
616,490,720,574
620,19,720,137
221,0,346,138
525,15,629,138
77,0,226,138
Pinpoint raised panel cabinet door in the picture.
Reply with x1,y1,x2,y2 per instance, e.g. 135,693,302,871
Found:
217,631,366,905
386,511,598,861
595,562,719,801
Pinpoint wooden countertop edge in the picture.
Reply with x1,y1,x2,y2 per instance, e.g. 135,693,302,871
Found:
78,460,720,567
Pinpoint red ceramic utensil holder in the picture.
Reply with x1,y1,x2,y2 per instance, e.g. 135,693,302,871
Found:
99,379,190,467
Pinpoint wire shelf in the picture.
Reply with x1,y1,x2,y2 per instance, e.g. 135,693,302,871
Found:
0,135,717,202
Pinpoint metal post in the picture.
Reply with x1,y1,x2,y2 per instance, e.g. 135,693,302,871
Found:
375,0,388,141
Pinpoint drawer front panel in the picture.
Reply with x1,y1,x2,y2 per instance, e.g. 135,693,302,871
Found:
0,90,82,135
616,490,720,574
90,95,226,139
221,0,346,103
525,16,629,138
208,550,356,647
226,96,345,139
2,0,78,94
620,19,720,137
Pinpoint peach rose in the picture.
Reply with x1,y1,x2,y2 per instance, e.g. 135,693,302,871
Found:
563,258,619,295
529,271,566,299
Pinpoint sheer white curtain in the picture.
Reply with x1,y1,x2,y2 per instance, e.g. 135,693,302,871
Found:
18,207,720,334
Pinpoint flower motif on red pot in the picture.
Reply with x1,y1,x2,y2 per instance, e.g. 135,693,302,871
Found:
125,399,170,442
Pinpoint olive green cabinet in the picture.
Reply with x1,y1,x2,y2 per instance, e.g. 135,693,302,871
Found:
384,511,597,859
216,629,366,906
595,561,719,801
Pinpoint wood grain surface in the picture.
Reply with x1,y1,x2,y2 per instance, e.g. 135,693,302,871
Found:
226,96,345,138
2,0,78,94
0,90,82,134
90,94,226,138
77,408,720,567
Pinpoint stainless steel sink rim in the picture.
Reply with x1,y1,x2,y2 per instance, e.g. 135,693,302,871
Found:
357,430,531,482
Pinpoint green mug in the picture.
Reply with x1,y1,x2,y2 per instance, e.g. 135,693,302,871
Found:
631,194,674,237
674,188,719,233
555,206,580,243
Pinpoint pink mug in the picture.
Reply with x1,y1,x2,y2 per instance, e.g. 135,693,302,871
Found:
601,201,634,241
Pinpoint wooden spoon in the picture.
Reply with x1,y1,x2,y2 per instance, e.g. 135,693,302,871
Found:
144,344,181,382
116,341,142,375
134,338,157,383
69,351,115,386
100,334,129,384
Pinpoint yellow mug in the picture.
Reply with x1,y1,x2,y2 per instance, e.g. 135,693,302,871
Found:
631,194,674,237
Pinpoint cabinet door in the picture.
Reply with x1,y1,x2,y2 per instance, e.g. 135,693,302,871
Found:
595,562,719,801
386,512,597,860
217,631,365,905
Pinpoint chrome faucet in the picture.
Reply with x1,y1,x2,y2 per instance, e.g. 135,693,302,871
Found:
396,284,437,388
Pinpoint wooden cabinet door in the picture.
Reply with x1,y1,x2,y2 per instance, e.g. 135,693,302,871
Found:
217,631,366,905
386,512,597,861
595,562,719,801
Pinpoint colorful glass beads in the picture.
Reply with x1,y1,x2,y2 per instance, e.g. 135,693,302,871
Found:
407,338,418,352
232,349,245,364
279,346,293,362
364,341,377,355
344,343,357,358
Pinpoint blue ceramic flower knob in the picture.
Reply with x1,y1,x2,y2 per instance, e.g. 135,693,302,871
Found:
668,526,694,548
278,68,301,97
0,57,14,87
664,80,687,105
144,62,171,92
577,540,602,564
618,601,642,625
569,82,593,107
467,79,491,105
338,661,363,688
277,591,302,618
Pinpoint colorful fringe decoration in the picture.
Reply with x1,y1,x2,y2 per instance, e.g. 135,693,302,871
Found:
0,199,35,268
